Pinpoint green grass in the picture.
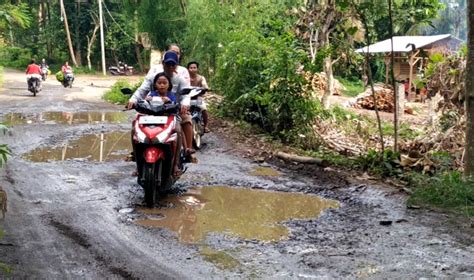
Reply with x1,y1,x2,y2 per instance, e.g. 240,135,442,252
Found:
103,79,143,105
336,76,365,97
408,172,474,217
380,122,421,140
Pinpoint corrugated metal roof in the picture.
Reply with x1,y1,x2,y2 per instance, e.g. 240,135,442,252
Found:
356,34,452,53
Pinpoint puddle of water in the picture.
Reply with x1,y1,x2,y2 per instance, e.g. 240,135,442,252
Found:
250,167,280,177
0,111,128,125
22,131,131,162
199,246,241,270
136,186,339,243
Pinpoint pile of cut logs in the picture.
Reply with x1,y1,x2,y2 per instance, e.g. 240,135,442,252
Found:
352,84,395,112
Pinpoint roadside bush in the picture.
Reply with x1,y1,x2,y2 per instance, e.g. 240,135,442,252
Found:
355,149,401,176
103,79,143,105
214,23,318,143
0,46,32,69
407,171,474,217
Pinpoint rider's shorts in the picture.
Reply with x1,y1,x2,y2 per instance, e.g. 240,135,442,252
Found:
180,111,192,124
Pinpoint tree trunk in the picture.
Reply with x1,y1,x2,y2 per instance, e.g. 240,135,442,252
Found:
60,0,78,66
321,56,334,109
134,8,144,72
87,24,99,70
46,0,52,58
464,0,474,177
74,0,82,66
388,0,399,152
135,43,144,73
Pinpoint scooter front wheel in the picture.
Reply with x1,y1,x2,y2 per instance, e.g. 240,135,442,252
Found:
143,162,157,207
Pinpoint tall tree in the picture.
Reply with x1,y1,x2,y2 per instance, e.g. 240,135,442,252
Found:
464,0,474,177
59,0,77,66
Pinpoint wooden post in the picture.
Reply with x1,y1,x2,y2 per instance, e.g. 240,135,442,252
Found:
408,50,421,102
385,54,391,84
397,83,405,118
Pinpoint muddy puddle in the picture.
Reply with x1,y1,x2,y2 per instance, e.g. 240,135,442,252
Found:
0,111,128,125
23,131,131,162
136,186,339,243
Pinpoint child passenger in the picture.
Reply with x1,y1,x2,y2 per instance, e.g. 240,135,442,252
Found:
146,72,176,103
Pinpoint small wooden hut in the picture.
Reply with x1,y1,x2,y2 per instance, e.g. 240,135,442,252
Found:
356,34,463,96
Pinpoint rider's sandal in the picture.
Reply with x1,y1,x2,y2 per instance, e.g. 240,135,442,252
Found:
185,148,196,156
204,127,211,133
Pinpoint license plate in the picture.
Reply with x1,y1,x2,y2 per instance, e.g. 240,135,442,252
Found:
138,116,168,125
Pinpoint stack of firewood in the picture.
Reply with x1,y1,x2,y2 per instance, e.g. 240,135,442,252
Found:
302,72,346,96
352,84,395,112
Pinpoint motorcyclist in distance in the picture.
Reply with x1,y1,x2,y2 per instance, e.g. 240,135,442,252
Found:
25,58,42,90
61,61,73,74
187,61,210,133
40,58,49,81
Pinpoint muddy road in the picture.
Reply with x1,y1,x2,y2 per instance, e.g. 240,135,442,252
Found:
0,69,473,279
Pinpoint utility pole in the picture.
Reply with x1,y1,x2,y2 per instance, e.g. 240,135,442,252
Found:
98,0,106,75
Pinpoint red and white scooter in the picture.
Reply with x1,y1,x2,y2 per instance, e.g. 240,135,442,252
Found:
122,88,199,207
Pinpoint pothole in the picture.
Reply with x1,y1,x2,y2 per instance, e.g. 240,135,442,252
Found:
1,111,128,125
22,131,131,162
136,186,339,243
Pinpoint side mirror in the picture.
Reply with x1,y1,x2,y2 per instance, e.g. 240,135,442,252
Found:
121,88,133,95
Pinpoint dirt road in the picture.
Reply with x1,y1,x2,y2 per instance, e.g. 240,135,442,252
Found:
0,69,473,279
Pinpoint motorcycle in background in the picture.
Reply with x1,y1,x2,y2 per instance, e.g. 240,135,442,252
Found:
189,87,209,149
109,62,134,76
122,87,193,207
27,74,42,96
41,66,49,81
62,71,74,88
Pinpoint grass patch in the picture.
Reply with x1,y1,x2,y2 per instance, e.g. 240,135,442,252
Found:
407,172,474,217
0,227,12,276
103,79,143,105
337,76,365,97
380,122,421,140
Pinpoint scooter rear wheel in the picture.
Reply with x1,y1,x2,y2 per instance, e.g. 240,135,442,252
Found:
192,120,202,150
